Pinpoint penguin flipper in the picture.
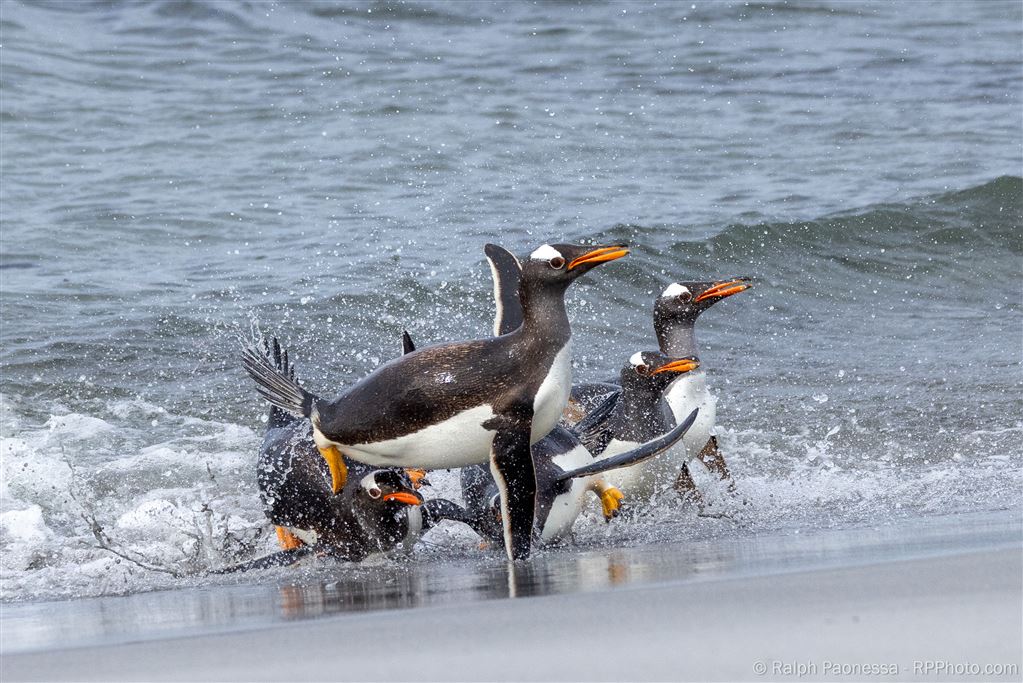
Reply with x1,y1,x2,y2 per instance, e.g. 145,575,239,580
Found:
242,338,319,419
567,389,622,454
556,408,700,482
401,329,416,355
484,243,523,336
484,409,537,560
210,546,315,574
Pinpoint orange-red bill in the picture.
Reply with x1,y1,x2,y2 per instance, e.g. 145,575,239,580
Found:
567,246,630,270
652,358,700,375
382,492,422,506
694,279,750,303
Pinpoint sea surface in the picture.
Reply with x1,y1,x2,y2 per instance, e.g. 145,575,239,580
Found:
1,1,1021,603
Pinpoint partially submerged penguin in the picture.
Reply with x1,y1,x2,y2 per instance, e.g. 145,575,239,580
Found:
243,243,629,560
221,339,471,572
651,279,750,496
563,279,750,501
581,351,706,500
404,244,698,545
401,333,699,546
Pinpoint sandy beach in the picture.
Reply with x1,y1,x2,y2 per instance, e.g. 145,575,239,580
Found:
3,512,1020,682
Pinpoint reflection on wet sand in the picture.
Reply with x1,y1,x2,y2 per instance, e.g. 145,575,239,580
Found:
275,549,651,619
1,510,1017,654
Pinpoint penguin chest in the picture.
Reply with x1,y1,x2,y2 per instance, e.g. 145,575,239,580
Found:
530,344,573,443
663,370,716,458
595,438,655,495
341,405,499,468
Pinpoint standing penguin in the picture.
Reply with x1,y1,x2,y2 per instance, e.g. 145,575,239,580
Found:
651,279,750,496
243,243,629,560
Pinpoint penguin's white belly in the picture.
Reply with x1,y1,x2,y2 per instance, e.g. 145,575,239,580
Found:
595,438,657,496
541,445,593,542
531,344,573,442
342,405,498,468
664,370,716,460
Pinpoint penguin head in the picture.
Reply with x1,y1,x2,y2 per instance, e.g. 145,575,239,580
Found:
654,278,751,324
354,470,424,510
519,243,629,291
621,351,700,395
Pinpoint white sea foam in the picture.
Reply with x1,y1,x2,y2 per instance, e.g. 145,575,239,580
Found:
1,393,1020,602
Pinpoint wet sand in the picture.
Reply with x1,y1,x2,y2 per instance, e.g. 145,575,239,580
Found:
3,544,1019,682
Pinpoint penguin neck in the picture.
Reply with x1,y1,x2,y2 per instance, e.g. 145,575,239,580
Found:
517,282,572,351
658,320,699,358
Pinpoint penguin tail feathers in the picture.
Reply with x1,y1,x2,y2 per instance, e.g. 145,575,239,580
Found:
556,408,699,482
242,337,318,419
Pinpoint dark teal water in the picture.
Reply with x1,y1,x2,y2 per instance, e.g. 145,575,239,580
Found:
1,1,1020,601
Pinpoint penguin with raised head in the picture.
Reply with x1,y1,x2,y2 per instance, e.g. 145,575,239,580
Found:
651,279,750,496
404,244,697,543
401,332,699,545
562,278,750,501
243,243,629,560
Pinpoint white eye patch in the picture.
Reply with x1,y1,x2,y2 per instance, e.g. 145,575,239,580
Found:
661,283,690,298
359,473,379,492
629,351,645,366
530,244,563,261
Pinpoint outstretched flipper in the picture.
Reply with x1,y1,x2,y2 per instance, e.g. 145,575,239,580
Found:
556,408,699,482
484,407,538,561
210,546,315,574
484,243,523,335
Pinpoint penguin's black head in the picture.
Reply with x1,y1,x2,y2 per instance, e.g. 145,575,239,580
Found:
653,278,752,324
519,243,629,291
354,469,424,509
620,351,700,395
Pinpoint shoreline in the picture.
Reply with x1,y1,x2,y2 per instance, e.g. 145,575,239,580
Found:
3,546,1019,682
2,510,1020,682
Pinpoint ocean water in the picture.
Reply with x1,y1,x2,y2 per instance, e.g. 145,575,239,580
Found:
1,1,1020,602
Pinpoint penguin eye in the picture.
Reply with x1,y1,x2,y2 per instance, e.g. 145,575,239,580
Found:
548,256,565,270
677,291,693,303
368,487,382,499
635,364,650,375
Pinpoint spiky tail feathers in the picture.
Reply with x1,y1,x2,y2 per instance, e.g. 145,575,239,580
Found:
555,408,700,482
242,338,318,420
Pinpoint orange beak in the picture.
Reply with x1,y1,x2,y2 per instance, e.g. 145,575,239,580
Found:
382,491,423,506
567,246,630,270
694,279,751,303
652,358,700,375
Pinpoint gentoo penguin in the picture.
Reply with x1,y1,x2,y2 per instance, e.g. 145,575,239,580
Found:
463,401,699,545
229,339,467,571
652,279,750,495
243,243,629,560
584,351,704,499
401,328,700,544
